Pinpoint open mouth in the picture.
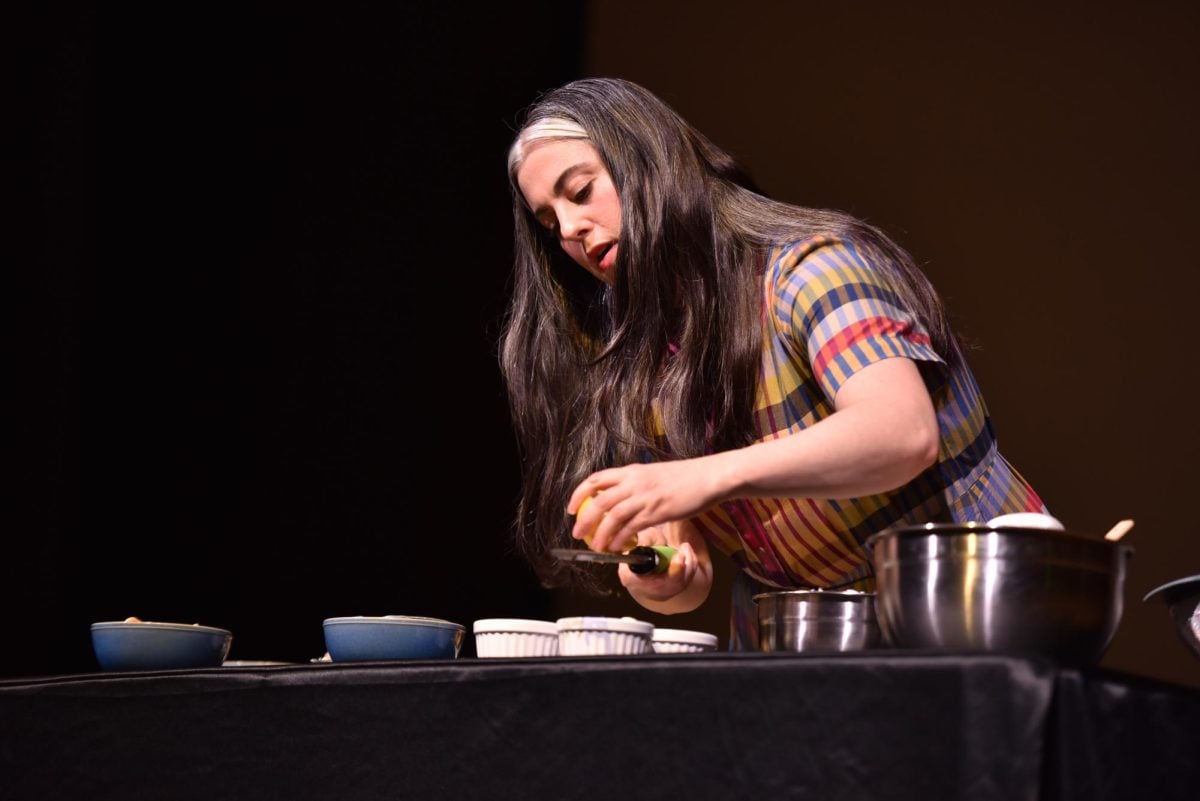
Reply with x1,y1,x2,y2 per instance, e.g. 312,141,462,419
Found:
596,243,616,270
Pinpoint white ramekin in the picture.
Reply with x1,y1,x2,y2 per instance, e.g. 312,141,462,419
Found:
651,627,719,654
555,616,654,656
472,618,560,658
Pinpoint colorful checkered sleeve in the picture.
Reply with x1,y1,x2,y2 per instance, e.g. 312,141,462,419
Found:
769,236,946,403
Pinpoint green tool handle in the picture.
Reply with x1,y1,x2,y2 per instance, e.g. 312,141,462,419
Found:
627,545,678,575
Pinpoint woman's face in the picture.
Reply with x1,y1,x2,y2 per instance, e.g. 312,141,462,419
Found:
516,138,621,285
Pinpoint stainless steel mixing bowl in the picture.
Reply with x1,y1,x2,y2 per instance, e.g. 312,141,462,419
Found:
753,589,881,652
1143,574,1200,664
866,523,1133,665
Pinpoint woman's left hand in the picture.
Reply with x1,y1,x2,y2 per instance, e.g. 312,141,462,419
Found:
568,460,722,553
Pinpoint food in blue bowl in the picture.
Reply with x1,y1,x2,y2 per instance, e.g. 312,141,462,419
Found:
91,619,233,671
322,615,465,661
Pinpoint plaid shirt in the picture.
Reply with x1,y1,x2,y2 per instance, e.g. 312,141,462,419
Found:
677,236,1046,646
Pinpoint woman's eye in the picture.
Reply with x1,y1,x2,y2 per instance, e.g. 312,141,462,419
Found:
573,183,592,203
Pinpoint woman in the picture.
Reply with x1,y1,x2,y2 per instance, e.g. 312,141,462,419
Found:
500,77,1046,647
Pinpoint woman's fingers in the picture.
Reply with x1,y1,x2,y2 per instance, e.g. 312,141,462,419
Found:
619,542,695,600
587,493,646,552
566,467,628,513
569,462,701,551
571,487,631,549
666,542,696,585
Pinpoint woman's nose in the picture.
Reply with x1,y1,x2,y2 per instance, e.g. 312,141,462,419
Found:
557,209,589,241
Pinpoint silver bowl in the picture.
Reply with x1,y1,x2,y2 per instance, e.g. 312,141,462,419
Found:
866,523,1133,665
753,589,881,652
1143,574,1200,663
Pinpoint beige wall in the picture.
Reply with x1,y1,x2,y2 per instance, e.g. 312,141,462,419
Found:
548,1,1200,687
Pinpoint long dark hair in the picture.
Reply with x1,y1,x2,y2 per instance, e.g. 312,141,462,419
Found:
500,78,959,589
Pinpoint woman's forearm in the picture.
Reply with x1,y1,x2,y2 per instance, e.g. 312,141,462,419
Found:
570,359,939,557
707,358,939,502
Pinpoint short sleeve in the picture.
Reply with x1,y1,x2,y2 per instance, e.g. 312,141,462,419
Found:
768,236,946,403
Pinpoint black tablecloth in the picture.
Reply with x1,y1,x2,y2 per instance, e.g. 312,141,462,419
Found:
1,651,1196,801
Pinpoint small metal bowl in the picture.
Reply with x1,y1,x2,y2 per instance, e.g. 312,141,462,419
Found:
866,523,1133,665
752,589,881,652
1143,574,1200,663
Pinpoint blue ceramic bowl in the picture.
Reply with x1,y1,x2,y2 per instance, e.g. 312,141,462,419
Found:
91,621,233,671
322,616,465,661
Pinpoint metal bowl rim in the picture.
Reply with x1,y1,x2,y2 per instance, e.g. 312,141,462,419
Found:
752,590,875,603
1143,574,1200,604
864,523,1131,552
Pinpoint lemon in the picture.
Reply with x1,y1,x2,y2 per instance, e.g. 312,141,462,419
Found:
577,495,599,546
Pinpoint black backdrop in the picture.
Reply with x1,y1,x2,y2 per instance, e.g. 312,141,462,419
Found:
13,3,586,675
17,4,1200,688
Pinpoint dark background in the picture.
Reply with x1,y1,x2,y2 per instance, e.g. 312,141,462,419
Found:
15,3,583,673
14,2,1200,688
